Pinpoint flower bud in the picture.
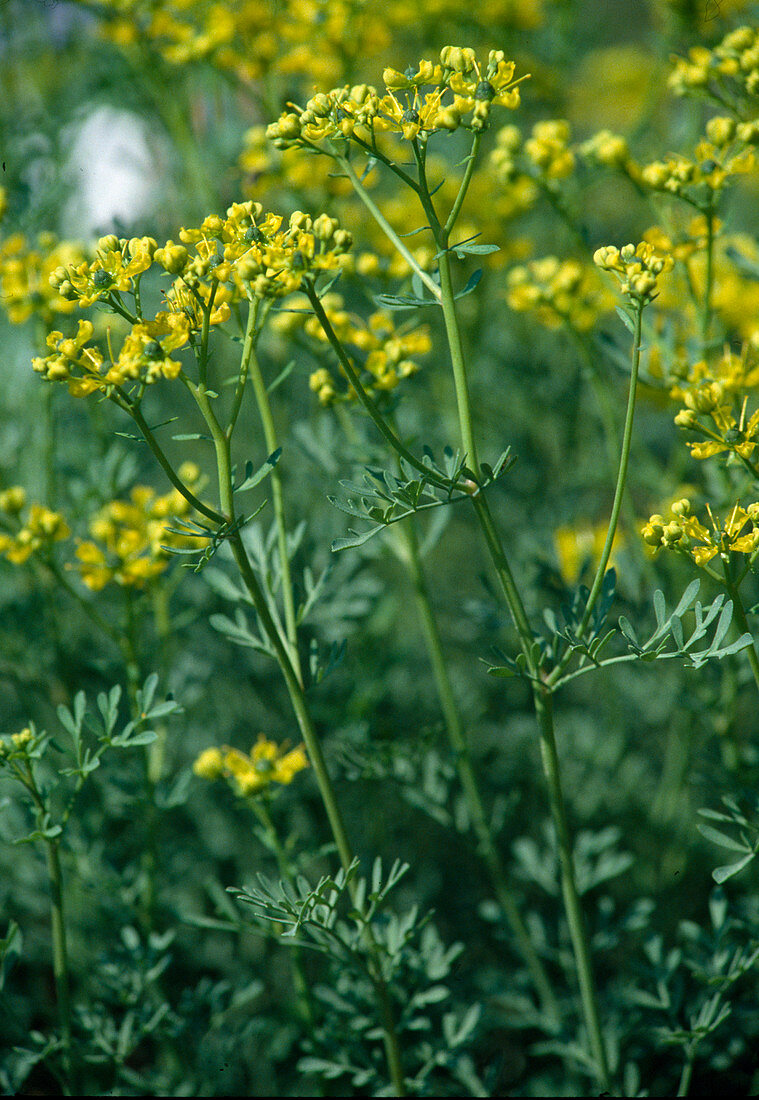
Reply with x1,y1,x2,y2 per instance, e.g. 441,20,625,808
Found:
0,486,26,514
313,214,338,241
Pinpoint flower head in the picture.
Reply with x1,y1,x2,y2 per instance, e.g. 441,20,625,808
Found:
193,735,309,797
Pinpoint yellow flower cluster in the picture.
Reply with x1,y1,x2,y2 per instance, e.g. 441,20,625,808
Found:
640,133,755,202
712,246,759,348
267,48,526,150
668,25,759,102
593,241,673,306
0,491,69,565
97,0,387,87
95,0,548,89
32,314,191,397
0,232,87,324
165,202,352,302
50,234,156,308
193,735,309,796
489,119,575,187
578,129,634,172
0,726,38,762
300,295,431,403
506,256,611,332
642,498,759,567
70,466,203,591
670,345,759,402
30,202,352,400
674,382,759,463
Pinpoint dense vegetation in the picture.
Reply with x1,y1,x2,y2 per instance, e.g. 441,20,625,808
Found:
2,1,759,1094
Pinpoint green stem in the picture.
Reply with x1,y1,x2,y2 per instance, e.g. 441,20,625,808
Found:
46,839,73,1092
721,566,759,697
677,1051,695,1097
126,401,226,525
399,517,560,1024
444,133,482,237
548,304,644,687
425,163,609,1082
226,297,258,440
701,200,715,354
246,333,302,683
471,493,537,662
251,797,315,1027
337,154,442,301
305,285,451,491
437,247,479,473
533,688,611,1092
197,283,217,388
44,560,123,651
186,375,407,1096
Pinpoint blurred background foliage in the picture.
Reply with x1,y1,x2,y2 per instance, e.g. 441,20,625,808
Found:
2,0,759,1094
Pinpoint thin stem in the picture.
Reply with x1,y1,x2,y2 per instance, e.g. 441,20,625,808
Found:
722,565,759,696
185,367,406,1095
533,687,611,1092
226,297,258,440
548,304,644,687
418,153,609,1081
251,797,315,1027
126,401,226,525
46,840,74,1093
42,557,132,657
408,162,538,662
399,517,560,1024
337,154,442,301
305,285,451,490
471,493,537,662
444,132,482,237
437,247,479,473
24,767,74,1092
246,334,302,683
701,200,715,353
677,1051,695,1097
197,283,217,389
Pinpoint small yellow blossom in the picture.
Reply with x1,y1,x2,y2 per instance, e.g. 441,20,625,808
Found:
594,240,672,305
642,498,759,567
524,120,575,180
0,500,69,566
303,295,430,401
506,256,612,331
69,475,204,591
193,735,309,797
192,746,225,780
0,232,88,324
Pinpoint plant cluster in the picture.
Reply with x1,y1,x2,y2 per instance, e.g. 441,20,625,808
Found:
3,1,759,1096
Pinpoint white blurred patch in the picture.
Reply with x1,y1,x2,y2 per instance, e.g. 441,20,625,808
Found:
62,107,158,235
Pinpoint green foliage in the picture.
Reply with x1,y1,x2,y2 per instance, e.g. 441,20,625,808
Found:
4,1,759,1096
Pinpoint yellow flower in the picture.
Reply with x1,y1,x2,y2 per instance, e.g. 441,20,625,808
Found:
0,500,69,566
195,735,309,797
642,498,759,567
507,257,612,332
524,120,574,180
68,473,204,591
593,240,672,305
193,747,225,780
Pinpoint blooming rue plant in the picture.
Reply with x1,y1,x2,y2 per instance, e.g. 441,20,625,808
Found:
5,4,759,1097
